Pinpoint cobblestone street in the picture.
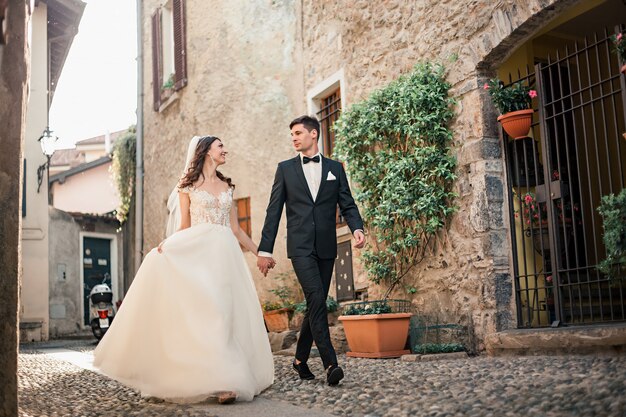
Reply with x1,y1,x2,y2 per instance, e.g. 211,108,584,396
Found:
19,339,626,417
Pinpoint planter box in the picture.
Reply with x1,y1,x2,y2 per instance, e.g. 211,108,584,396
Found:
339,313,412,358
263,308,291,332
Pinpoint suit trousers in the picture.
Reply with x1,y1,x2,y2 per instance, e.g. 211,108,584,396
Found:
291,253,337,369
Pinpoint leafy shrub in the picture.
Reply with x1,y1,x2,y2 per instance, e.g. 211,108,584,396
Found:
334,62,457,298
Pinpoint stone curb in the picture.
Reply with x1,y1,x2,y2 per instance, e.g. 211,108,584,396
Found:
401,351,468,362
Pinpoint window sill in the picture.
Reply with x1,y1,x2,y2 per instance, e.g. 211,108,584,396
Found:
158,90,179,113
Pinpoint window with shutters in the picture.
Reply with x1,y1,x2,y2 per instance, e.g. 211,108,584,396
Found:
236,197,252,249
151,0,187,111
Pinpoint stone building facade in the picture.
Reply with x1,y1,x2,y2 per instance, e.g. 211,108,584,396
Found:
141,0,626,351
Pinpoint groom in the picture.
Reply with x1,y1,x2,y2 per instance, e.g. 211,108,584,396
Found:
257,115,365,386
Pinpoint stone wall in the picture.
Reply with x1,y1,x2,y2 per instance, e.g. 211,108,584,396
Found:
141,0,305,297
0,1,29,415
140,0,591,348
300,0,582,348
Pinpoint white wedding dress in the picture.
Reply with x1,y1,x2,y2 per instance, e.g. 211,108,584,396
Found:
93,187,274,402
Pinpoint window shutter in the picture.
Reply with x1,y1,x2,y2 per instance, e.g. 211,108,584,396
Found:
151,9,163,111
237,198,251,237
173,0,187,90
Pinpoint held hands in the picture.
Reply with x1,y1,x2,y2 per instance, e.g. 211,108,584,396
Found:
353,230,366,249
256,256,276,277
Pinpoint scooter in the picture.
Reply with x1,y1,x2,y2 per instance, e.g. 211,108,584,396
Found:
89,279,116,340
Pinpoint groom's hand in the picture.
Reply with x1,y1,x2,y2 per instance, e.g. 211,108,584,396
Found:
353,230,366,249
257,256,275,277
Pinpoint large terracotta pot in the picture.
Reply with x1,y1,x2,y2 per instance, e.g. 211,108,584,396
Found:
263,308,291,332
497,108,534,139
339,313,412,358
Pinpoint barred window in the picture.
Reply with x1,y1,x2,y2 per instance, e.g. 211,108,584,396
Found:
316,88,341,158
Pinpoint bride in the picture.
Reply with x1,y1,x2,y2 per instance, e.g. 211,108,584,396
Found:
93,135,275,404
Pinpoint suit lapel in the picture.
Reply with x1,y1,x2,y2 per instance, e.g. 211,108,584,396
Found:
315,156,331,202
292,156,314,202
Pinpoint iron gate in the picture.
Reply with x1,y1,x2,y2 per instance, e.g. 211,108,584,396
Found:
505,27,626,328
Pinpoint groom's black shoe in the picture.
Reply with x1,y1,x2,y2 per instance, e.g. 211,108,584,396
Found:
293,360,315,380
326,364,344,386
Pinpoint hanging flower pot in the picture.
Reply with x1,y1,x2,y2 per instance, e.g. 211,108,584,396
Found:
497,109,534,139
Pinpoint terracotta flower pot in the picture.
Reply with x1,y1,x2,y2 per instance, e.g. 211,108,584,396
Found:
263,308,291,332
339,313,412,358
497,108,534,139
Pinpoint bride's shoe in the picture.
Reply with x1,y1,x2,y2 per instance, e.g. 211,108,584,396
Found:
216,391,237,404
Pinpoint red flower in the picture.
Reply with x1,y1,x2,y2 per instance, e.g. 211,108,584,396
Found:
483,83,489,90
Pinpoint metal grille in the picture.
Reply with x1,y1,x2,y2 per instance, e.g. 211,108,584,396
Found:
316,88,346,225
505,26,626,328
317,88,341,158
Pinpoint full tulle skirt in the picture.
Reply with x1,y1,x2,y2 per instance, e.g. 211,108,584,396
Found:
93,223,274,402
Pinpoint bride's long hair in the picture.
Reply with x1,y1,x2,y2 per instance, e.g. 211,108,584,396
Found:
178,136,235,189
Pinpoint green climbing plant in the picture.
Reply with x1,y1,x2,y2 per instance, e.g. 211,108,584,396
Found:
110,127,136,224
598,188,626,280
333,62,458,299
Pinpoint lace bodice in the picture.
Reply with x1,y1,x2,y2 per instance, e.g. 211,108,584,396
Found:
180,187,233,228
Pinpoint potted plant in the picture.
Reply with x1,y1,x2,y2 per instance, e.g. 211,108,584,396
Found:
292,296,340,328
333,63,457,358
484,78,537,139
339,300,413,358
514,189,579,255
611,32,626,74
597,188,626,281
161,73,175,101
262,273,297,332
262,301,292,333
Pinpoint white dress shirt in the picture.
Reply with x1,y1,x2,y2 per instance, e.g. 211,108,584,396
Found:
301,152,322,200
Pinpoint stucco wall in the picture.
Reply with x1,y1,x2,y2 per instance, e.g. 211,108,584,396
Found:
21,3,50,342
51,162,119,214
300,0,583,347
48,207,124,337
142,0,305,297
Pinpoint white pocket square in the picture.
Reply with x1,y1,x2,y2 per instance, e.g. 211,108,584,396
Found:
326,171,336,181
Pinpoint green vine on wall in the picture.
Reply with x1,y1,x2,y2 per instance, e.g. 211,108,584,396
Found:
110,127,136,224
333,62,458,299
598,188,626,280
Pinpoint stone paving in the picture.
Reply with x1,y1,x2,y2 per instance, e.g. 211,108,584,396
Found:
19,339,626,417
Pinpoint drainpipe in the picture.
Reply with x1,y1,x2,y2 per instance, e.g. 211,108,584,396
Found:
134,0,144,276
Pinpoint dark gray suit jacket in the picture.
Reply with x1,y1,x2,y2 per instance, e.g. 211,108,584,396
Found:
259,155,364,259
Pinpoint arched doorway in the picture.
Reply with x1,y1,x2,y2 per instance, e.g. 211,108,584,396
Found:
488,0,626,328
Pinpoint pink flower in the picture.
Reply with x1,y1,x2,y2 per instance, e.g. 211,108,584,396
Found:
618,33,623,41
483,83,489,90
529,90,538,98
546,275,553,283
525,195,533,204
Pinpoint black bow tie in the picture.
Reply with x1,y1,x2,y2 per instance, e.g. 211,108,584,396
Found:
303,155,320,164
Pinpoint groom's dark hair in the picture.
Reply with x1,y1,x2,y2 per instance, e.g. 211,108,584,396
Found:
290,115,320,135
